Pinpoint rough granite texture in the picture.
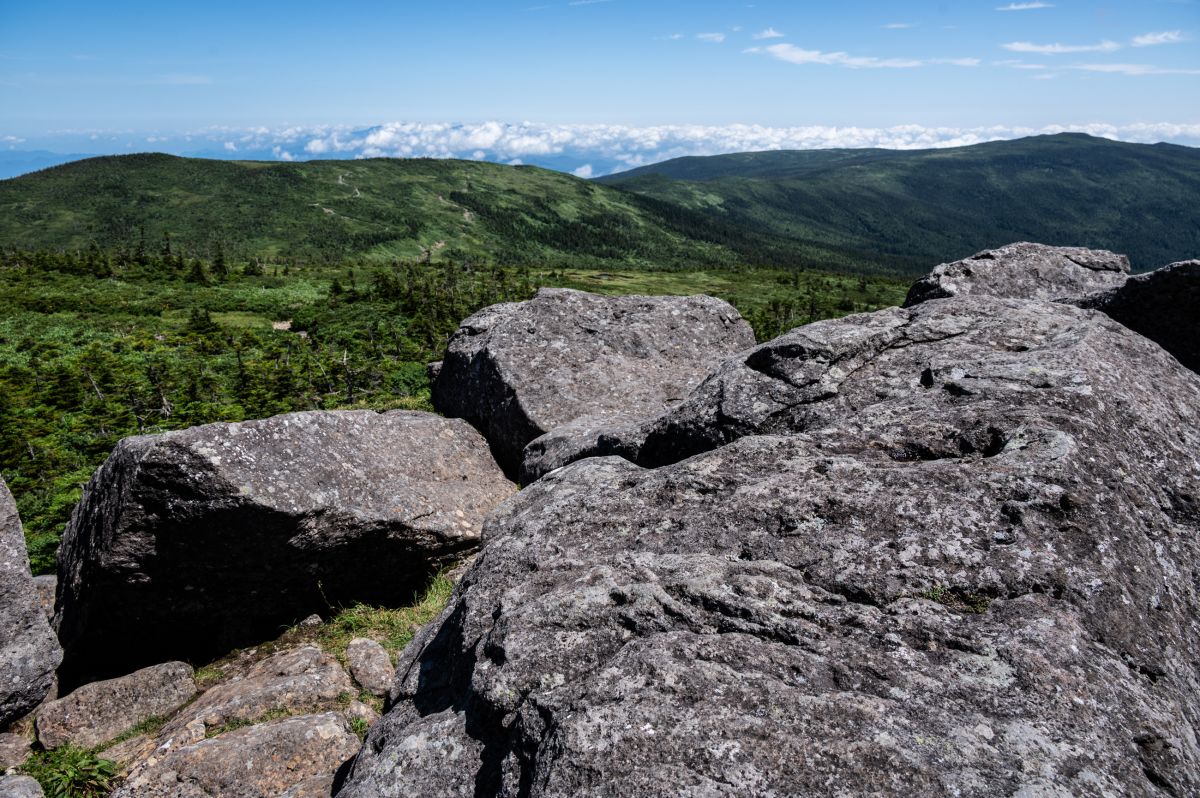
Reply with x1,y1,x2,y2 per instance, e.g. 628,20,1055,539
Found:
903,242,1129,306
160,646,353,740
36,661,196,750
0,732,30,770
338,295,1200,797
1075,259,1200,374
112,712,359,798
54,410,515,687
431,287,755,480
0,477,61,728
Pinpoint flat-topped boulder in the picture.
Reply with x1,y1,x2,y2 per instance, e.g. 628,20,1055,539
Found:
55,410,515,688
36,661,196,750
113,712,359,798
1076,259,1200,373
0,477,61,727
337,295,1200,796
904,242,1129,306
432,287,754,480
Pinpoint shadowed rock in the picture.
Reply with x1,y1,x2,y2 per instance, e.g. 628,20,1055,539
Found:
337,296,1200,797
432,287,754,480
0,477,61,727
1075,259,1200,373
36,661,196,750
54,410,515,688
904,242,1129,306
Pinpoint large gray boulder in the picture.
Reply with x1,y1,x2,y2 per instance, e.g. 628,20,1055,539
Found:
113,712,359,798
431,288,755,480
1076,259,1200,373
337,296,1200,797
36,662,196,750
0,478,61,727
54,410,515,688
904,242,1129,306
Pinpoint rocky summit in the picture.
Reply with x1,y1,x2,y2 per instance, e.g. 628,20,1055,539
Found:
339,248,1200,796
431,287,755,481
54,409,514,687
0,477,61,728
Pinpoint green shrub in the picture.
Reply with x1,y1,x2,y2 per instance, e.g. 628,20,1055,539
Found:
23,745,116,798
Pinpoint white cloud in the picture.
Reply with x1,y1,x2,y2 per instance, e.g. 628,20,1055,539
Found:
697,32,726,43
753,27,784,39
995,59,1048,69
762,43,922,68
572,164,594,178
996,2,1054,10
757,43,978,69
883,23,915,29
1003,40,1121,54
1132,31,1186,47
1073,63,1200,75
223,141,237,151
130,120,1200,173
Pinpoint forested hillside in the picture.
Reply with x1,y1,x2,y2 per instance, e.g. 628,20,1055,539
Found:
600,133,1200,271
0,247,905,573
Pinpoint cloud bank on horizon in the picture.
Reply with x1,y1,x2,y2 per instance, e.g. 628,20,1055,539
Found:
10,121,1197,179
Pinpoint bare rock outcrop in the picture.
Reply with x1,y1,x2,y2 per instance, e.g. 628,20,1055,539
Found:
431,288,754,480
54,410,515,688
337,294,1200,796
903,242,1129,306
0,478,61,727
112,712,359,798
36,661,196,750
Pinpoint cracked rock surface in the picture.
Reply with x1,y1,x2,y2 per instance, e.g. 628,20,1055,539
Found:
54,410,515,688
431,287,754,480
338,294,1200,797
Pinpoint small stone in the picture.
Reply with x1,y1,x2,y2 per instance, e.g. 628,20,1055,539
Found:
298,614,323,628
346,638,394,697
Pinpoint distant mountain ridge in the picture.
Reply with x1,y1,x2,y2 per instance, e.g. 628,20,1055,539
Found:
599,133,1200,271
1,134,1196,274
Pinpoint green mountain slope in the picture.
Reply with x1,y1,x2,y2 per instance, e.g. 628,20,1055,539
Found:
0,154,757,269
599,134,1200,272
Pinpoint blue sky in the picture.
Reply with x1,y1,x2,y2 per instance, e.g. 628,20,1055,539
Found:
1,1,1197,173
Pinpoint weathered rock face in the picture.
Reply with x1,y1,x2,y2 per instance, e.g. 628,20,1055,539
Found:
338,295,1200,797
0,478,61,728
162,646,352,739
1076,259,1200,373
54,410,515,688
432,288,755,480
903,242,1129,306
36,661,196,750
112,712,359,798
